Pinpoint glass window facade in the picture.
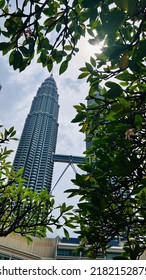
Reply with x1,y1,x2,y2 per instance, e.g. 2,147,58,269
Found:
57,249,80,257
0,253,21,260
13,75,59,192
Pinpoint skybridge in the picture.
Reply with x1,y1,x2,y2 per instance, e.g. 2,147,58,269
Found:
52,153,84,164
51,153,85,192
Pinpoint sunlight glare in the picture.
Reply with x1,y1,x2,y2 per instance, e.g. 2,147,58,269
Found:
78,36,103,63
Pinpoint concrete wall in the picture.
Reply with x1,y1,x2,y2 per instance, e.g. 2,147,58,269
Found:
0,234,57,259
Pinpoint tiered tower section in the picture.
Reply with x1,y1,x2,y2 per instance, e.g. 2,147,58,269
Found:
13,75,59,192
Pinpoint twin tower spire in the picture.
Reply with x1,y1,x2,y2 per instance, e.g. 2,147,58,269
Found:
13,75,59,192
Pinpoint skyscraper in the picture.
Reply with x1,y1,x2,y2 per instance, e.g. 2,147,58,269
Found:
13,74,59,192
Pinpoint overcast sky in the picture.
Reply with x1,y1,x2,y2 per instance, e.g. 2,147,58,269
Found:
0,35,99,237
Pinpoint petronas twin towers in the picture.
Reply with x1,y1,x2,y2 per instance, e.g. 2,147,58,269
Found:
13,75,59,192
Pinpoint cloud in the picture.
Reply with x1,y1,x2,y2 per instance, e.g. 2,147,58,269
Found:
0,39,91,237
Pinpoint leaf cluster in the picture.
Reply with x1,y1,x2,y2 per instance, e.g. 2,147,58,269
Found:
70,0,146,259
0,126,76,239
71,86,146,259
0,0,145,75
0,0,84,72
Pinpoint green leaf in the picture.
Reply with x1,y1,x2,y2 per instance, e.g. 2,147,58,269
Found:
104,82,123,99
56,23,61,33
134,114,142,129
85,62,93,73
47,226,53,233
118,53,129,70
46,62,53,72
74,105,82,111
63,228,70,240
16,167,24,177
134,40,146,61
127,0,137,15
35,4,40,13
79,67,88,72
40,38,51,50
47,57,53,72
19,46,30,57
0,42,14,55
44,17,56,33
95,52,108,62
129,60,141,74
116,72,134,81
132,185,144,195
64,45,72,51
115,0,128,10
39,50,47,65
9,50,23,70
27,37,35,55
82,0,99,8
115,0,137,14
101,10,125,38
72,112,86,123
66,205,74,211
10,130,16,137
52,50,65,64
118,98,130,107
87,28,95,37
90,56,96,67
88,38,99,46
59,60,68,75
0,0,5,9
78,72,89,79
8,126,14,134
9,50,15,65
61,202,66,212
80,122,88,133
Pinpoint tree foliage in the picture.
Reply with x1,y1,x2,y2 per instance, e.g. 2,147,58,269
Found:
0,0,84,72
70,0,146,259
0,0,146,259
0,125,75,239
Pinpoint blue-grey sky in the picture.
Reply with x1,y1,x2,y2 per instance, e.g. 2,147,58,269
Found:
0,36,99,237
